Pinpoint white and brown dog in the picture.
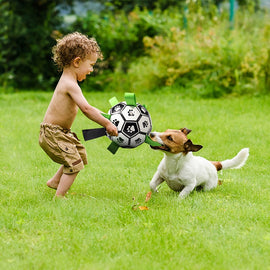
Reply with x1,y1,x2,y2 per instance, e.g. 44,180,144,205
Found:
149,128,249,199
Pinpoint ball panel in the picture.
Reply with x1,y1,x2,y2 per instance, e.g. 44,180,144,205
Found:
110,132,129,147
110,102,126,115
110,114,125,131
137,104,149,116
138,115,152,134
130,133,146,147
122,121,139,138
121,106,140,121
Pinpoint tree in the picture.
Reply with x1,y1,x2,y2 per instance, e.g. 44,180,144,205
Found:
0,0,70,89
98,0,186,12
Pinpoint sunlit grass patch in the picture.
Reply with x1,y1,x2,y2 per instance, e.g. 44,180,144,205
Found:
0,91,269,269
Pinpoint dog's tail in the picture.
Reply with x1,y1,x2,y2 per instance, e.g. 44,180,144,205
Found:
212,148,249,171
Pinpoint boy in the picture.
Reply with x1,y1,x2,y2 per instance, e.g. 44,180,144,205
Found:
39,32,118,198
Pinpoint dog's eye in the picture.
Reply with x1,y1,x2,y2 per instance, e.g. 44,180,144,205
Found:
167,135,173,141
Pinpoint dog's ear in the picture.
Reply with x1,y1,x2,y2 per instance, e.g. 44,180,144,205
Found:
181,128,192,135
184,139,203,152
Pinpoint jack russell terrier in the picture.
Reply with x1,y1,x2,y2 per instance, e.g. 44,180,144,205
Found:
149,128,249,199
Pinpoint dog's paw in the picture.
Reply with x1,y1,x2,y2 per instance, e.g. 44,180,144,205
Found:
150,188,159,193
150,183,158,193
178,192,188,200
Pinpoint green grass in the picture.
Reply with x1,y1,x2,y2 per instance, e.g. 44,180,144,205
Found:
0,91,270,270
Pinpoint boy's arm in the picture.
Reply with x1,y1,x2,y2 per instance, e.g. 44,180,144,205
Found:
68,84,118,136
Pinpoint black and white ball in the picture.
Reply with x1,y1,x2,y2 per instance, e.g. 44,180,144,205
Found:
107,102,152,148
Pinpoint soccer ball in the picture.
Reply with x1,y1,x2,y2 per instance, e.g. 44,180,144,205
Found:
107,102,152,148
82,93,160,154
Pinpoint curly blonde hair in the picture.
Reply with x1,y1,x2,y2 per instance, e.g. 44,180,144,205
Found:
52,32,103,70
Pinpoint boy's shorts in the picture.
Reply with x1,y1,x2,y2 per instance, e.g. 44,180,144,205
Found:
39,123,88,174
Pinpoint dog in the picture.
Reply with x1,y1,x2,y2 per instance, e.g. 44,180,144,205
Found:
149,128,249,199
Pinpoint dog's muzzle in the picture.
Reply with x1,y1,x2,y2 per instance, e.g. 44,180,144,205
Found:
150,144,170,151
149,133,170,151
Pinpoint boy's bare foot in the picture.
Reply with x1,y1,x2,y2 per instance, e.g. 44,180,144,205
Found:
53,195,67,200
47,179,59,190
47,166,63,189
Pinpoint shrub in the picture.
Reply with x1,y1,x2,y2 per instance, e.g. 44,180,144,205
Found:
108,5,270,97
70,7,174,92
0,0,65,90
69,8,169,71
1,0,269,97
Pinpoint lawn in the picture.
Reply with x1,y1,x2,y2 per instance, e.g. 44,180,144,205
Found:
0,91,270,270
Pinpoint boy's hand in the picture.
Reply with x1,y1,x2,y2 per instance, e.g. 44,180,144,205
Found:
106,122,118,137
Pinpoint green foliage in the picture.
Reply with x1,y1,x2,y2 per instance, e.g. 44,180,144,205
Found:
98,0,185,12
69,7,175,92
1,0,269,96
1,91,270,269
104,4,270,97
0,0,65,90
69,8,166,70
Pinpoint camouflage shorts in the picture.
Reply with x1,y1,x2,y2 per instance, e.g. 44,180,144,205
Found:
39,123,88,174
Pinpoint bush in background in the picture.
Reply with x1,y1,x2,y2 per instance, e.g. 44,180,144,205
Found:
102,3,270,97
0,1,69,90
1,0,269,97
